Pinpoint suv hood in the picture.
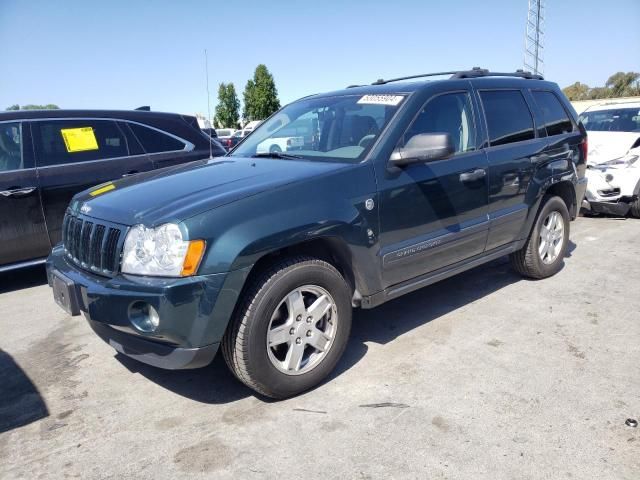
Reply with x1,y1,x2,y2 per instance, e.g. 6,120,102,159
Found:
587,131,640,165
70,156,349,225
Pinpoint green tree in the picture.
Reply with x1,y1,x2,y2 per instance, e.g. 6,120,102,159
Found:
605,72,640,97
5,104,59,110
562,82,590,101
242,79,255,121
588,87,612,100
214,82,240,128
242,64,280,121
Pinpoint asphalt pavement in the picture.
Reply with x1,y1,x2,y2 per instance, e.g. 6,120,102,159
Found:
1,216,638,479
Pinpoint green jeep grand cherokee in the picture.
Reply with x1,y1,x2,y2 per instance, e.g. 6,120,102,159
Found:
48,69,588,398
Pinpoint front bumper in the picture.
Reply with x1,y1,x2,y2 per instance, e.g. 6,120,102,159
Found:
583,198,634,216
584,165,639,216
46,245,248,370
88,318,217,369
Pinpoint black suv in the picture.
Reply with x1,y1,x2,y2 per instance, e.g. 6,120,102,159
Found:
47,69,588,398
0,109,225,271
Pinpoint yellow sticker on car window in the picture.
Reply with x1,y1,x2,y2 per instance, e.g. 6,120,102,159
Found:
89,183,115,197
60,127,99,153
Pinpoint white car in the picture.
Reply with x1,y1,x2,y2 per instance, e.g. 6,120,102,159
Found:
579,102,640,217
215,128,236,138
242,120,262,135
256,136,304,154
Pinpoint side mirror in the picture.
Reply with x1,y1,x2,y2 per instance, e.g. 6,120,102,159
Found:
389,133,455,167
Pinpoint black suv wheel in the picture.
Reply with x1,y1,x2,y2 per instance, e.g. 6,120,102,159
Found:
222,256,352,399
510,195,570,279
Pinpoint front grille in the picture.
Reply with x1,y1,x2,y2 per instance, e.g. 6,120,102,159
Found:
62,212,126,276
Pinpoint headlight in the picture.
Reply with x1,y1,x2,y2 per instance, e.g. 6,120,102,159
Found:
121,223,205,277
601,155,638,167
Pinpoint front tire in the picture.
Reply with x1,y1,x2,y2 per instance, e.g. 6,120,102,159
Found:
510,195,570,279
222,256,352,399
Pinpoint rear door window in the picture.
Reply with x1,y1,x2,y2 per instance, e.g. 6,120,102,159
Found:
531,91,574,136
0,122,23,172
126,123,186,153
33,120,129,166
479,90,536,146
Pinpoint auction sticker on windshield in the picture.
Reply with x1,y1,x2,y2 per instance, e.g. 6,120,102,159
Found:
60,127,99,153
357,95,404,106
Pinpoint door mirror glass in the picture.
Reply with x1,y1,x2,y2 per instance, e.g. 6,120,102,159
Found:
390,133,455,166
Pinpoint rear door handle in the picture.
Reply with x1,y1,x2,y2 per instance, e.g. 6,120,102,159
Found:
459,169,486,183
0,186,37,197
122,170,139,177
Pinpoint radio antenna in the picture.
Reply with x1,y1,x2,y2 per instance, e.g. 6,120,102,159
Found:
204,48,213,159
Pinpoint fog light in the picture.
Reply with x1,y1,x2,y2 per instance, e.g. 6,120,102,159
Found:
128,301,160,332
605,173,614,182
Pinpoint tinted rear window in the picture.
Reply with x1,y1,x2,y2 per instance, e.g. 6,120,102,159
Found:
0,122,23,171
127,123,186,153
34,120,129,167
480,90,535,146
532,91,573,136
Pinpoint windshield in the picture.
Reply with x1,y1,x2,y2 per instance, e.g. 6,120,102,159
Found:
579,107,640,132
230,94,405,162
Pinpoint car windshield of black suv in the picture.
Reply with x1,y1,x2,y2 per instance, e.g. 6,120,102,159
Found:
230,94,406,162
578,107,640,132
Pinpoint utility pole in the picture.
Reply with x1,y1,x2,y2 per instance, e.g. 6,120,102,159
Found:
524,0,545,76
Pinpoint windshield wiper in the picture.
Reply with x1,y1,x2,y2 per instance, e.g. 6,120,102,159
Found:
251,152,303,160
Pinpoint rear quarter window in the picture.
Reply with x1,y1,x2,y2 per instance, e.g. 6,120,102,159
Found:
127,123,186,153
480,90,536,146
531,91,573,136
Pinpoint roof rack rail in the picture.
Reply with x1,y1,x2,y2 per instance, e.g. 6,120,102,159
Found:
372,71,460,85
451,68,544,80
372,67,543,85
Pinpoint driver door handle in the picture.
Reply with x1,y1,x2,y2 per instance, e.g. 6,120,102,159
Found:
0,186,37,197
459,169,486,183
122,170,139,177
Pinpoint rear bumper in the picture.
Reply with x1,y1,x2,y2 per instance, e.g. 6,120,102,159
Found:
46,245,249,370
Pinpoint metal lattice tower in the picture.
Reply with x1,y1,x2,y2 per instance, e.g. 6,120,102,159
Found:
523,0,545,76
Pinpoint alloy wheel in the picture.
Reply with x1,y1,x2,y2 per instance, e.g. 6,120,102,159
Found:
539,210,565,264
266,285,338,375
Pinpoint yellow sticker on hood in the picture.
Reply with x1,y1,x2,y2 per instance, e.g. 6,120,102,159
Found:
60,127,99,153
89,183,115,197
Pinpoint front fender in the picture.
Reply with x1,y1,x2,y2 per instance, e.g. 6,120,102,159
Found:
183,163,380,289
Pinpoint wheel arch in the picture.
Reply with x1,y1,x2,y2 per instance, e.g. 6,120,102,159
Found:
545,180,577,219
237,236,364,308
516,178,577,249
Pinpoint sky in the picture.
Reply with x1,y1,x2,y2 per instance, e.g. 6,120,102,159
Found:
1,0,639,117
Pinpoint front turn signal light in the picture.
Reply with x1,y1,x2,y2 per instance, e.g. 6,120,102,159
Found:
181,240,206,276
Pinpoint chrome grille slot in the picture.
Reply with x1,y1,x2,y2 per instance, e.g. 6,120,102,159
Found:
62,211,125,276
79,221,93,265
103,228,122,272
90,224,106,270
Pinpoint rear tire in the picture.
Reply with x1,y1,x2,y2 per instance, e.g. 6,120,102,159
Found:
222,256,352,399
510,195,570,279
630,182,640,218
